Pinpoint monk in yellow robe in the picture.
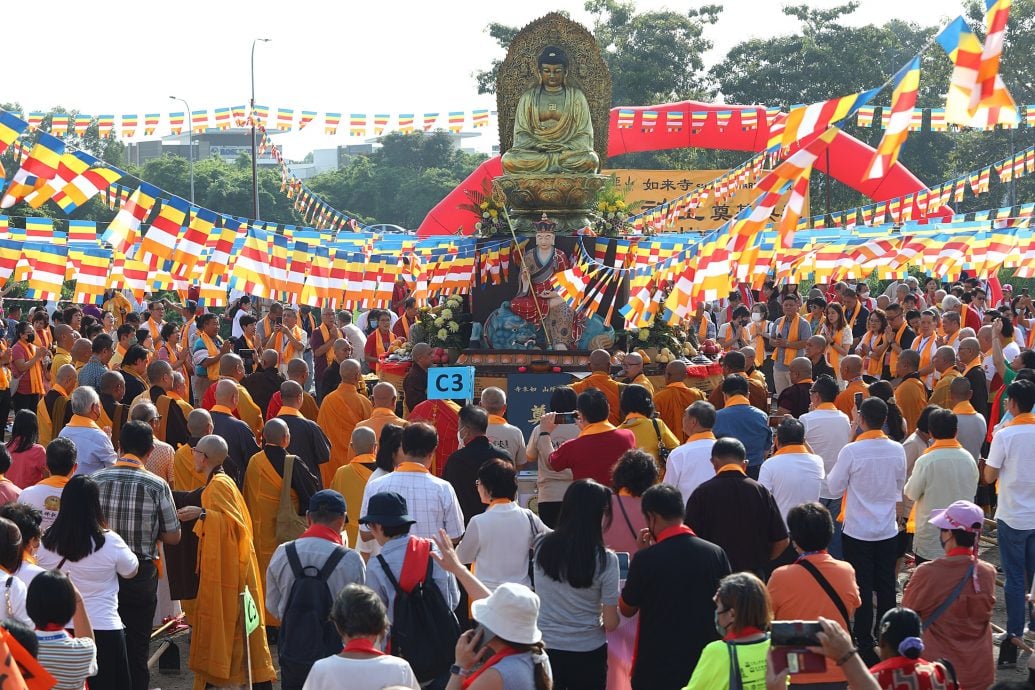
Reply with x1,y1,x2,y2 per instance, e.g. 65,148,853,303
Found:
330,426,378,548
572,349,624,425
406,398,461,476
316,359,373,487
37,364,76,444
654,360,706,443
49,325,74,382
184,433,277,690
500,45,599,175
243,418,320,624
617,352,655,395
222,354,264,439
928,346,961,409
354,382,406,451
170,371,195,419
102,289,133,327
173,409,214,493
894,350,930,435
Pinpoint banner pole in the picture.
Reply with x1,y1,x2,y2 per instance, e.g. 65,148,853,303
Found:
241,589,254,690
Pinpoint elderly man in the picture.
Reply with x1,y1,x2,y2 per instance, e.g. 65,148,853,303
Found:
685,437,788,577
317,359,373,488
191,312,234,405
942,294,982,333
70,337,93,372
181,432,277,689
572,349,624,425
133,360,189,448
894,349,930,434
264,307,308,378
928,346,962,408
712,374,773,479
478,387,526,463
98,370,129,439
884,303,915,379
210,379,261,487
130,401,176,484
120,344,151,405
267,358,319,420
835,355,869,418
949,377,987,464
940,310,963,352
903,408,979,564
170,371,193,415
618,351,653,394
707,350,768,412
957,336,989,419
770,293,813,395
392,297,419,340
202,354,263,438
740,345,769,391
60,385,118,475
38,363,76,444
653,360,705,443
255,301,284,345
775,357,814,418
911,310,940,388
243,418,321,625
402,342,432,412
804,334,836,380
664,400,717,500
357,382,407,441
445,404,514,523
277,381,331,481
330,427,379,548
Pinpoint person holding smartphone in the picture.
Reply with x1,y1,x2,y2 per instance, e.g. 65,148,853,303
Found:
525,387,579,529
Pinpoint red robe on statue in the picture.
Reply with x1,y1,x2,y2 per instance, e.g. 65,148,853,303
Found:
406,399,461,477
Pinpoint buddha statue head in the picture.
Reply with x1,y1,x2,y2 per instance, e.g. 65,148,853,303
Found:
537,46,569,91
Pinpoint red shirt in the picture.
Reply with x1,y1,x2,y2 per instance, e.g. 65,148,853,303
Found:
200,382,241,419
548,428,636,485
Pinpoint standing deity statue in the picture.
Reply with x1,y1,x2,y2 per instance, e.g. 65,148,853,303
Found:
500,46,600,176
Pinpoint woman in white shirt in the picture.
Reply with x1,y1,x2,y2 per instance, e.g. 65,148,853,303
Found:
303,583,418,690
0,515,32,628
456,459,548,592
821,302,853,381
526,386,579,529
37,476,138,690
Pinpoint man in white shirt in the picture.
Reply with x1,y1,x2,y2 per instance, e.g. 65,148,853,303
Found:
337,312,368,374
826,396,906,666
19,437,77,531
60,387,118,475
358,422,465,548
663,401,717,502
758,417,824,525
478,387,526,464
984,379,1035,645
800,375,852,558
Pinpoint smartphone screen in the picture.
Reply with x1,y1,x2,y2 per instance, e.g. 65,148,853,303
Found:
854,392,864,410
554,412,577,425
616,552,631,580
473,623,495,653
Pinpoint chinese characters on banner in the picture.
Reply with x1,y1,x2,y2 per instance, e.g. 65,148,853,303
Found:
505,373,573,439
602,169,803,233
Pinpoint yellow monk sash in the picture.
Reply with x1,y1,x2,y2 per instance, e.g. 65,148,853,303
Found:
0,341,10,391
856,430,889,441
396,461,429,473
772,444,810,456
278,406,304,417
274,325,304,363
921,438,963,455
952,401,978,416
771,315,802,366
912,334,938,385
38,475,69,489
716,463,747,475
888,320,908,372
725,394,751,407
318,324,335,365
860,331,886,377
199,332,221,380
815,402,838,411
579,421,616,437
1007,413,1035,427
697,317,710,342
824,326,848,371
684,431,716,443
21,342,44,395
741,322,766,366
487,414,508,426
148,318,163,343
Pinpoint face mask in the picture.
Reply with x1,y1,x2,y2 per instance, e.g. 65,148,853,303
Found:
751,313,762,323
25,332,34,343
714,609,728,637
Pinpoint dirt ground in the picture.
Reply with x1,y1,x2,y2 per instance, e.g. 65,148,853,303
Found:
149,533,1028,690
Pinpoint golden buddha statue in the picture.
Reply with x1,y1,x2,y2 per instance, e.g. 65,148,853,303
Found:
500,46,600,176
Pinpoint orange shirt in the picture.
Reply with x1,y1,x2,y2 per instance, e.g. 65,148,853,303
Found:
834,378,869,418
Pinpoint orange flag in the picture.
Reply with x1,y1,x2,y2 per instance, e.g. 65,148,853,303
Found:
0,627,56,689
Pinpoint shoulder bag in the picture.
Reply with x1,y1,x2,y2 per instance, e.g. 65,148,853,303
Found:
275,454,308,543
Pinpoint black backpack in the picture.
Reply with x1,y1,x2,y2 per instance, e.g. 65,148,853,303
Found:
377,542,460,682
277,542,348,666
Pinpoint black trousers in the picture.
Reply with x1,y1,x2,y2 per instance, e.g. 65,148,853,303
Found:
0,388,11,431
278,659,311,690
118,559,157,690
11,392,38,416
548,643,608,690
538,501,563,529
842,533,898,663
88,628,131,690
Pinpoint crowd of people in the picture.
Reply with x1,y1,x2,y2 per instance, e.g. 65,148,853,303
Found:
0,275,1027,689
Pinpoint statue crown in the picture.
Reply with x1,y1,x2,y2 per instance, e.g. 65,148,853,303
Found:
533,213,557,233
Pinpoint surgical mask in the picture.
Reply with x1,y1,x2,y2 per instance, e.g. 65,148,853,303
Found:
751,313,762,323
714,609,728,637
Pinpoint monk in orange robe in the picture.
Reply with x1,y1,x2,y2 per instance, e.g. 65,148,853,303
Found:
653,360,706,443
894,349,930,434
406,397,461,476
356,382,407,439
316,359,372,487
37,364,76,444
330,426,378,548
571,349,624,425
243,418,320,624
185,433,277,689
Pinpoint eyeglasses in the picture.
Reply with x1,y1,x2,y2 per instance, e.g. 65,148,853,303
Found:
715,607,731,615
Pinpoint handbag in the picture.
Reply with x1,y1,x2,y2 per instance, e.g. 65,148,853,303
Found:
650,418,670,464
922,562,976,631
275,454,308,544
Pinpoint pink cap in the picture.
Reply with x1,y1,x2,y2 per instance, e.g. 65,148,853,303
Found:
928,500,984,533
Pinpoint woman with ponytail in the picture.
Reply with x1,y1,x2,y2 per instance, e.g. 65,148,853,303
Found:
866,381,907,442
870,607,958,689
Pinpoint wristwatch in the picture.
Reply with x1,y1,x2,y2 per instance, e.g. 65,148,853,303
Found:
450,664,469,677
199,509,207,521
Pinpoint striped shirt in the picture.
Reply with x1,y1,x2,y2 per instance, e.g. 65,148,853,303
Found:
35,631,97,690
93,463,179,559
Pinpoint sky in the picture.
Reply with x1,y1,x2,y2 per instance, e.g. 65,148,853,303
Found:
7,0,962,158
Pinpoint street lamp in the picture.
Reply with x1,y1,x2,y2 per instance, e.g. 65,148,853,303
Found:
250,37,271,219
168,96,194,203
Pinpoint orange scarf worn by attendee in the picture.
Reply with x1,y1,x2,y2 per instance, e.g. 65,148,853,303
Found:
771,315,802,366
